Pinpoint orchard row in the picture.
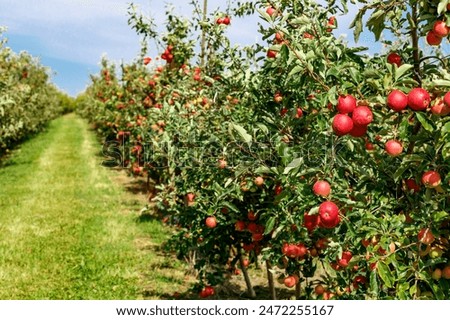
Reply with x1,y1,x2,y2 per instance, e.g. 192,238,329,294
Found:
78,0,449,299
0,30,72,154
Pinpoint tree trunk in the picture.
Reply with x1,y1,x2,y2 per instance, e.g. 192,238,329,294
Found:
266,260,277,300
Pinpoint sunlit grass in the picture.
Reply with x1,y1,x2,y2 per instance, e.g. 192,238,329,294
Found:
0,114,188,299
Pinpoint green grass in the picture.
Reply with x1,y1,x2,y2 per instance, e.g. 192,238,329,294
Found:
0,114,188,299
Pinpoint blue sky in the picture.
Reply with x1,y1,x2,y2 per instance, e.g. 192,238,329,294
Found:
0,0,372,97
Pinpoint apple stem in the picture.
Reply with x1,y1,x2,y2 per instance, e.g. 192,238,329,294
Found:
239,250,256,298
266,261,277,300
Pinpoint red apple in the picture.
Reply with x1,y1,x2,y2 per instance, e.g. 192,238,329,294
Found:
444,92,450,107
274,92,283,103
426,30,442,46
254,176,264,187
143,57,151,65
432,20,450,38
284,275,297,288
418,227,435,245
199,289,209,298
247,222,258,233
282,243,307,258
303,212,319,232
332,114,354,136
352,275,367,289
431,268,442,280
349,124,368,137
315,284,325,295
337,251,353,268
247,210,257,221
205,216,217,228
274,184,283,195
365,142,375,151
318,201,340,228
303,32,314,39
405,178,421,193
267,49,277,58
235,220,246,231
316,238,329,250
326,16,336,32
313,180,331,197
421,170,441,188
323,291,335,300
242,243,254,252
387,52,402,67
266,6,276,16
186,193,195,202
337,95,357,114
352,106,373,126
252,233,263,242
385,140,403,157
430,99,450,116
218,159,227,169
387,90,408,111
222,16,231,25
274,32,283,44
280,107,288,117
408,88,431,111
442,265,450,280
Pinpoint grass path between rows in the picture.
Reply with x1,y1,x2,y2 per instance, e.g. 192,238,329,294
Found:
0,114,190,299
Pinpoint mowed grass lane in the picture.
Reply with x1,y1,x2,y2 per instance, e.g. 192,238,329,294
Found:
0,114,183,299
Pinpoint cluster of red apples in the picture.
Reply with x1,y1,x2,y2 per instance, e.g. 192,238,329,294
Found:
426,7,450,46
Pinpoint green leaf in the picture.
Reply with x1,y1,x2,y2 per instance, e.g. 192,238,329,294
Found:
255,165,272,175
224,178,234,188
350,11,364,42
393,165,408,182
256,8,271,22
431,79,450,87
231,123,252,144
442,142,450,159
430,281,445,299
394,64,413,82
264,216,276,235
256,123,269,135
369,269,379,297
416,113,434,132
367,10,386,41
442,122,450,134
271,225,284,239
287,65,303,78
306,50,316,61
377,261,394,288
432,211,450,224
438,0,448,15
283,157,303,174
397,282,410,299
328,86,338,105
290,16,310,25
221,201,239,213
409,284,418,296
346,140,354,152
